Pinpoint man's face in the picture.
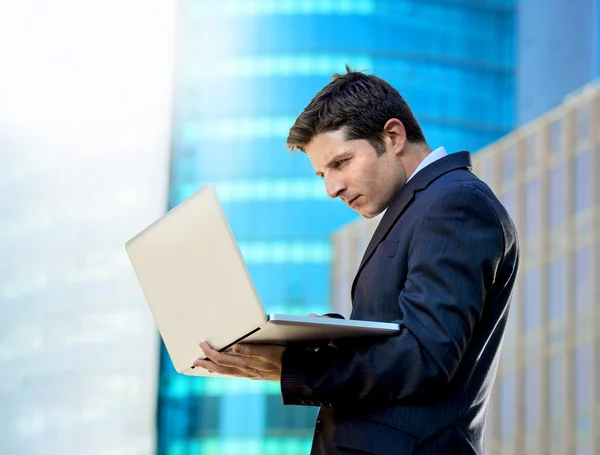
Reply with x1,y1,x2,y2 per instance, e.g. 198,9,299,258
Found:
306,129,407,218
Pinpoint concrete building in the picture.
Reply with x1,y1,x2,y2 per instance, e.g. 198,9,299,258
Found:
478,82,600,455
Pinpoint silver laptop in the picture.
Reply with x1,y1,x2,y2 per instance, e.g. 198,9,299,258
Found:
125,184,399,376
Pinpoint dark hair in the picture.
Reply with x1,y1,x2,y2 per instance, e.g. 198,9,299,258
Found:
286,65,426,155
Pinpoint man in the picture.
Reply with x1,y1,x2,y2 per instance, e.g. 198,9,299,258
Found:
194,67,519,455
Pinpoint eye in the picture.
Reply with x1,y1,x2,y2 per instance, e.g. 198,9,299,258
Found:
334,158,349,168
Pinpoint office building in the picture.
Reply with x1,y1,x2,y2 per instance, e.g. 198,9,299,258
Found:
478,82,600,455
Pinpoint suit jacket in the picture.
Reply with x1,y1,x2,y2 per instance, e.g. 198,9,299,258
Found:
280,152,519,455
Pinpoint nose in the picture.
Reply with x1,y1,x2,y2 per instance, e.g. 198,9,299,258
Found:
324,174,346,199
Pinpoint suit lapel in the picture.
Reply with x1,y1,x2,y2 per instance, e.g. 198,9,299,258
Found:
352,151,473,295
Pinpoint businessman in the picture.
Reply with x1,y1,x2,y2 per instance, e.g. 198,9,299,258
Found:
195,67,519,455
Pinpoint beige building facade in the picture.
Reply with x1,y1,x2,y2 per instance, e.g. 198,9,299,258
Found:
331,83,600,455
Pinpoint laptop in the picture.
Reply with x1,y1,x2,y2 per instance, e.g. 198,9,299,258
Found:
125,184,399,377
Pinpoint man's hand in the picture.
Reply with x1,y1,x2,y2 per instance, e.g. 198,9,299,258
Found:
194,342,285,381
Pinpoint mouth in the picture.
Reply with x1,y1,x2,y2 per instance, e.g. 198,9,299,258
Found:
348,196,361,208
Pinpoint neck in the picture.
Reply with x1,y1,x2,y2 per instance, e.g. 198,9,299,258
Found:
401,142,431,181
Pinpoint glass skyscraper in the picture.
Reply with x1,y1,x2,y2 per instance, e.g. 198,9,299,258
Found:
158,1,515,454
517,0,600,125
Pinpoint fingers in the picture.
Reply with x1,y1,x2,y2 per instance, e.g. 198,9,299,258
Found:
196,342,277,374
197,342,250,369
194,359,241,376
194,359,263,379
232,344,261,357
232,344,285,363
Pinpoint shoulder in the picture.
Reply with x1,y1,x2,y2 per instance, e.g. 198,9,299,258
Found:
426,178,499,215
418,177,518,249
416,178,508,236
424,170,508,217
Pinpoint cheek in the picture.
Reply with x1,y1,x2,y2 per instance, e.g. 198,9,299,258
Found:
369,167,398,201
351,159,391,197
368,165,390,187
358,161,381,186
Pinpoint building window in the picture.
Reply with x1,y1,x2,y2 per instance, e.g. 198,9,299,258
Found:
549,164,567,227
525,178,541,238
503,145,517,181
524,268,541,331
576,104,590,141
239,241,331,264
575,344,592,416
574,150,592,213
215,179,328,202
499,372,516,437
501,188,518,225
194,395,221,436
550,119,562,156
200,0,376,16
574,245,592,312
186,54,376,78
525,134,537,169
500,441,517,455
548,258,566,322
220,393,266,438
549,355,566,445
575,442,593,455
524,363,542,430
265,395,318,434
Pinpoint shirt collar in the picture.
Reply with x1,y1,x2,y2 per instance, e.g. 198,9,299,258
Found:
405,146,448,183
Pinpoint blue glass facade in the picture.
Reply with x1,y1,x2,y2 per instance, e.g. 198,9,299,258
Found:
158,1,515,454
517,0,600,125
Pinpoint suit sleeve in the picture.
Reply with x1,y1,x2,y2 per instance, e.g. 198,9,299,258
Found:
280,185,505,406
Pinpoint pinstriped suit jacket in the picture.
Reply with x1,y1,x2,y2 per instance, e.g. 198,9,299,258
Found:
281,152,519,455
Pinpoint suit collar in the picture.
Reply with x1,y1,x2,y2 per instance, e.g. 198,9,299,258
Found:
405,146,448,183
355,151,472,276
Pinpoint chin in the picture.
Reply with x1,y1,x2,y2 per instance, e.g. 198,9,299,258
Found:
357,204,386,219
357,208,379,219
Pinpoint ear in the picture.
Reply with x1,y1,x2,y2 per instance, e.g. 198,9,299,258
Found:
382,118,406,156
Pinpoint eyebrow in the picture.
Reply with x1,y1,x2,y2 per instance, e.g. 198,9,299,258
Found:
315,150,354,177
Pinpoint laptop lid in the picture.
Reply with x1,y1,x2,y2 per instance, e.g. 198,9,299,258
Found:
125,184,267,373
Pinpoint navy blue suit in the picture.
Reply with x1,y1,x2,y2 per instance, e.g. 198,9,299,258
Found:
281,152,519,454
